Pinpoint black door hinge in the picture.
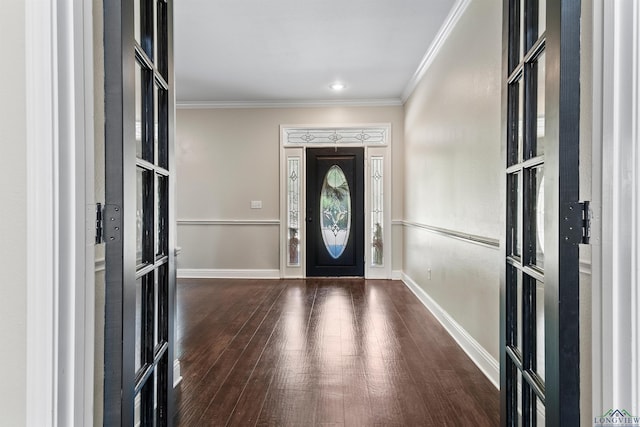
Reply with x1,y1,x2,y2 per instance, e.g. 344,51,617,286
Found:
95,203,104,244
95,203,122,244
562,201,591,245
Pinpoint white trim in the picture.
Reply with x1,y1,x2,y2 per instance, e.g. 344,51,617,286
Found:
401,0,472,102
401,273,500,389
173,359,182,388
391,270,403,280
177,219,280,226
279,124,393,279
177,269,281,279
592,0,640,416
580,259,592,276
176,98,403,109
59,0,95,424
401,220,500,249
25,0,57,424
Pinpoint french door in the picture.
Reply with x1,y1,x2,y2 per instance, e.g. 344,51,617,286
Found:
103,0,175,425
501,0,582,425
306,148,365,277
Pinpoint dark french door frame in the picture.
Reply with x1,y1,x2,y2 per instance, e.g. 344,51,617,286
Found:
103,0,176,425
500,0,582,425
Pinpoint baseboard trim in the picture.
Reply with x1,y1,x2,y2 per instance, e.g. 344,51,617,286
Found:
391,270,403,280
401,273,500,389
173,359,182,388
177,268,281,279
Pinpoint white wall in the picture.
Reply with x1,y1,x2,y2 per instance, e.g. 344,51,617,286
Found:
402,0,502,365
176,106,404,274
0,1,28,425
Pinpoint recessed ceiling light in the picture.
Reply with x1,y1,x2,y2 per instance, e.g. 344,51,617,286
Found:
330,82,346,91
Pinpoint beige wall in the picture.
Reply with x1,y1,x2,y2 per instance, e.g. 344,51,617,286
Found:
403,0,503,360
0,1,28,425
176,106,404,272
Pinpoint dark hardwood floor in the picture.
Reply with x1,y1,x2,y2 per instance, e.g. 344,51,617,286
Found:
174,278,499,426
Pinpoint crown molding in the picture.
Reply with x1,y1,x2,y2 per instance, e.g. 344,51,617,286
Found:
401,0,472,102
176,98,403,110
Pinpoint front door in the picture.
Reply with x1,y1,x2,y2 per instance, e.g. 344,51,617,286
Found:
306,148,364,277
103,0,175,425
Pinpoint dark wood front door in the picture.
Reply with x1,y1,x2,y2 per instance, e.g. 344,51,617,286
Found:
306,148,364,277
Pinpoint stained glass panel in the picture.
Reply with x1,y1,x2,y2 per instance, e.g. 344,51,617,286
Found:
371,157,383,266
287,157,300,266
320,165,351,259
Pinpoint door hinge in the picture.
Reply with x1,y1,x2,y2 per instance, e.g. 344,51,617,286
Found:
562,201,591,245
95,203,103,244
95,203,122,244
581,200,591,244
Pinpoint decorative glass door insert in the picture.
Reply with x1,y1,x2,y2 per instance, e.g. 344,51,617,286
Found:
320,165,352,259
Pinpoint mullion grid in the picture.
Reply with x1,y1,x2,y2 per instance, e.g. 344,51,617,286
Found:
505,0,546,425
134,1,170,425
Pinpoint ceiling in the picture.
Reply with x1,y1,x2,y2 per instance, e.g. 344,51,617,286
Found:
174,0,457,106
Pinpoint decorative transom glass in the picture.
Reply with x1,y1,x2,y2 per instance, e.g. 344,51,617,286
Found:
320,165,351,259
285,128,387,145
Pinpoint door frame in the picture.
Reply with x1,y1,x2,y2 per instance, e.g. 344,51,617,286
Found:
591,0,640,418
279,125,392,279
24,0,96,425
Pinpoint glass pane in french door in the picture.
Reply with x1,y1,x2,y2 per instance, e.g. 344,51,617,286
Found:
135,276,143,373
535,280,545,381
137,167,153,267
507,173,521,258
530,165,544,268
135,62,143,158
538,0,546,37
534,53,545,157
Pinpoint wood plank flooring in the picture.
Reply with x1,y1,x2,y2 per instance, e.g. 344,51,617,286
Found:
174,278,499,426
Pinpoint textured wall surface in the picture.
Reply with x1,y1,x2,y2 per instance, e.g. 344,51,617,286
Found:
403,0,503,360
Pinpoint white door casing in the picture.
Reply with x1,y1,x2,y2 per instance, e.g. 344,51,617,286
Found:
280,125,392,279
